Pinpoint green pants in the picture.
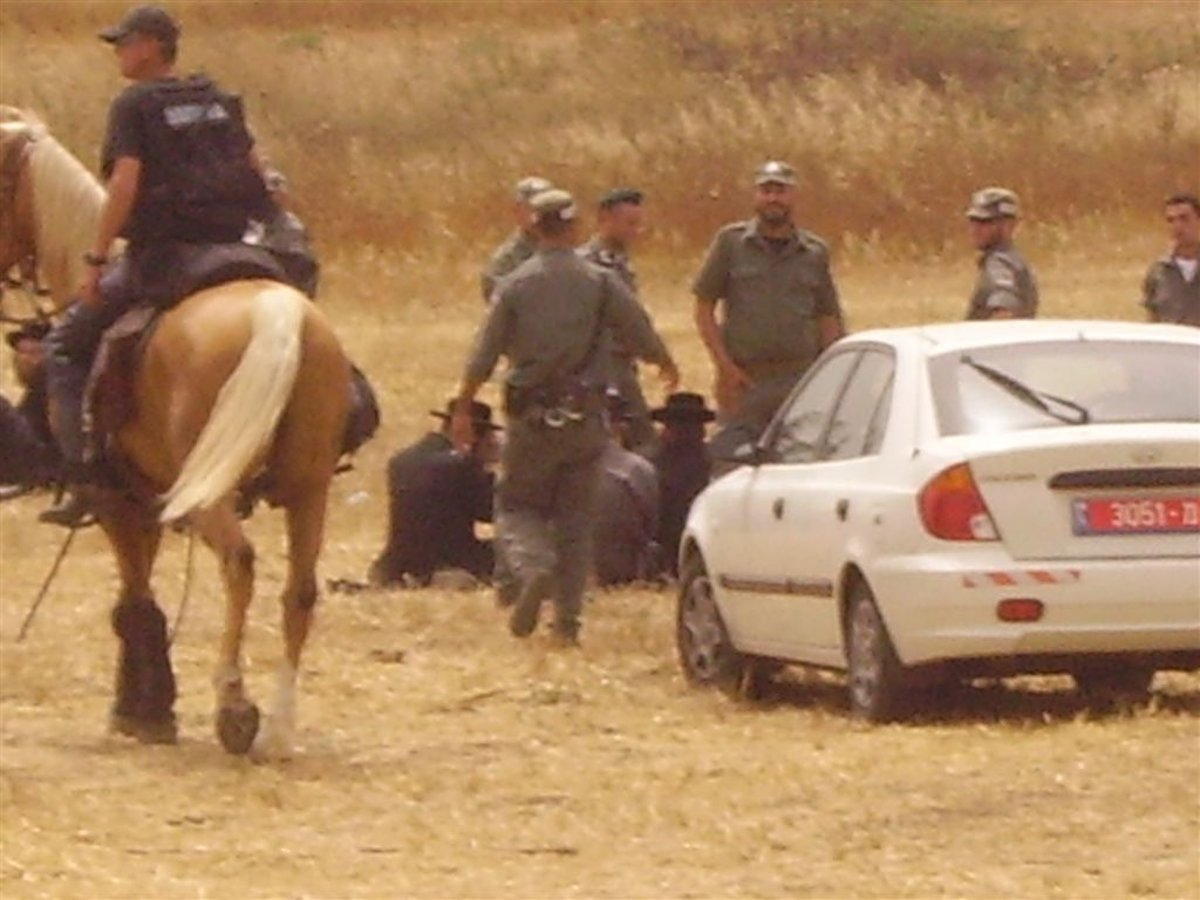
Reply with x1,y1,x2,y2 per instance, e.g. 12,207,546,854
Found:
497,413,606,635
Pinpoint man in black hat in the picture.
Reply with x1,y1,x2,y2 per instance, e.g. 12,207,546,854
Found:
592,390,661,587
41,4,275,526
368,400,501,588
5,320,56,454
650,392,715,577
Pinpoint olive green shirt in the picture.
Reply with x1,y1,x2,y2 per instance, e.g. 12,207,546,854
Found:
480,229,537,303
466,247,672,392
579,236,640,361
1141,255,1200,326
966,241,1039,320
692,219,841,369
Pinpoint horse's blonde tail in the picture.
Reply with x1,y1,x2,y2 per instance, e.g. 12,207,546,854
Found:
160,285,305,523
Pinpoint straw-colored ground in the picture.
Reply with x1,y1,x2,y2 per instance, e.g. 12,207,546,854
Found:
2,247,1199,900
3,2,1200,897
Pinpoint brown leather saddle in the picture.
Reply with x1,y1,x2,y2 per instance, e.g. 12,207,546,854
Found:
84,243,286,465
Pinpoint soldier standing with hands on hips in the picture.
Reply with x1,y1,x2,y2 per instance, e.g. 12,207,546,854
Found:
452,189,679,646
693,161,844,443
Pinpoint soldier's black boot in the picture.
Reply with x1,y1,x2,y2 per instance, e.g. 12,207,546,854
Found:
39,324,96,529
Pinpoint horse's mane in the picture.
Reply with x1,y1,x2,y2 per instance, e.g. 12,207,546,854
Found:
1,107,106,303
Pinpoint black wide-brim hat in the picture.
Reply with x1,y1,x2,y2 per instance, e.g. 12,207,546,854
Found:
432,399,502,431
651,391,716,423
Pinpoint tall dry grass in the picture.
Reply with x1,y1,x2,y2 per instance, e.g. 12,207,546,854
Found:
2,0,1198,262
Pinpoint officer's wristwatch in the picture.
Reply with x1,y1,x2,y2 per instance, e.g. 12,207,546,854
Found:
83,251,107,267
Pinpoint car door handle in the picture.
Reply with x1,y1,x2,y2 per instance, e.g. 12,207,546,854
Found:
836,498,849,521
772,498,785,520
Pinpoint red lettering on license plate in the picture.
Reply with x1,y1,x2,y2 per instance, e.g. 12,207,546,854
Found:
1072,496,1200,536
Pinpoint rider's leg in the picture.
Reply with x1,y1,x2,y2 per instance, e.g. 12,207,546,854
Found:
40,259,138,526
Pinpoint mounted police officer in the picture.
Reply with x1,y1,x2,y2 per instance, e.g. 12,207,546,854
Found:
693,161,845,443
41,5,280,525
579,187,658,456
1142,192,1200,326
964,187,1039,321
453,188,679,645
480,175,552,303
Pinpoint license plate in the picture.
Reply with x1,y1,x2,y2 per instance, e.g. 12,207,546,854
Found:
1072,496,1200,536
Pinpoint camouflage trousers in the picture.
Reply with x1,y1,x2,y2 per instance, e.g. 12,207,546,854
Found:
496,412,606,636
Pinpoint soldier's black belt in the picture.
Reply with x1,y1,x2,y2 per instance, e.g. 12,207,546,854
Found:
506,383,603,429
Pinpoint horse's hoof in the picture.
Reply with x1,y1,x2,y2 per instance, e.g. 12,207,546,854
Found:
250,723,295,763
110,712,178,745
217,702,260,755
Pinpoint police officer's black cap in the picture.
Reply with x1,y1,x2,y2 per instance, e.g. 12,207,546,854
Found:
4,320,51,350
432,399,502,432
598,187,644,210
99,5,181,46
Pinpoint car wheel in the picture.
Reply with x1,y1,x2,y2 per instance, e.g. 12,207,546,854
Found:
676,555,746,695
846,580,912,722
1072,667,1155,704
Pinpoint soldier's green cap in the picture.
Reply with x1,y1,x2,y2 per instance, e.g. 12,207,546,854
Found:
966,187,1020,221
755,160,797,186
515,176,553,203
530,188,578,222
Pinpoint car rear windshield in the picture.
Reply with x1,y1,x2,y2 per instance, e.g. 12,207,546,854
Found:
931,339,1200,436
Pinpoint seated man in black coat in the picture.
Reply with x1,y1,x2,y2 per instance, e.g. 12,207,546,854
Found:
650,392,715,577
368,400,501,587
6,321,56,456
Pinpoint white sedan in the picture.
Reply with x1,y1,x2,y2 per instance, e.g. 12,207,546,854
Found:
677,320,1200,720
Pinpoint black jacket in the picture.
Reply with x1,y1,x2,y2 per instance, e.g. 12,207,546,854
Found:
653,440,711,576
370,432,494,585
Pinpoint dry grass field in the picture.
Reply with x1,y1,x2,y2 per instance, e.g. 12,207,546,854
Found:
2,1,1200,898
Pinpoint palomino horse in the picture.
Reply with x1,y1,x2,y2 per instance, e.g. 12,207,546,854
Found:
0,108,350,758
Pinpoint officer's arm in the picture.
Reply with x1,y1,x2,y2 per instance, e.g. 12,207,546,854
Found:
605,276,679,389
815,253,846,348
980,257,1024,320
453,300,510,450
89,156,140,264
694,298,737,372
1142,265,1162,323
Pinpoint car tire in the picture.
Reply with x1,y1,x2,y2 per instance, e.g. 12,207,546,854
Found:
1072,667,1155,705
846,580,912,722
676,555,747,696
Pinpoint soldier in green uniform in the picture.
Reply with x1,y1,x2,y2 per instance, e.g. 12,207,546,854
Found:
578,187,658,455
1142,193,1200,327
693,161,844,439
964,187,1039,321
453,189,679,645
480,175,552,303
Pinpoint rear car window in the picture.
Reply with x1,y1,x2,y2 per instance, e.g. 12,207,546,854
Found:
930,339,1200,436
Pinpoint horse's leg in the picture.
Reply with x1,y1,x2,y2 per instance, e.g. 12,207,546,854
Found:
97,497,175,743
189,500,260,755
253,487,328,761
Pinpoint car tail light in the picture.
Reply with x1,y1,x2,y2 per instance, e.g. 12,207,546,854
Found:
918,463,999,541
